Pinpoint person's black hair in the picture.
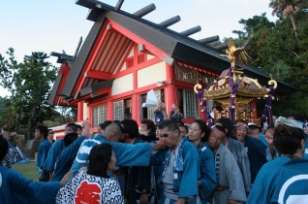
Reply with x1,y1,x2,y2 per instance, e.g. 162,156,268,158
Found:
194,120,211,142
159,120,179,132
216,117,234,137
181,125,189,134
113,120,124,132
63,132,78,147
66,123,78,133
36,125,49,139
273,124,305,156
87,143,112,177
178,121,189,133
99,120,112,130
141,119,157,141
157,122,164,130
74,124,82,131
121,119,139,139
213,120,226,134
177,121,185,127
141,119,156,135
248,124,260,131
0,135,9,162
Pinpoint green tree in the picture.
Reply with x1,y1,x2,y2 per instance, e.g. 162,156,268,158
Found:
270,0,306,39
232,6,308,116
0,97,15,130
0,49,57,139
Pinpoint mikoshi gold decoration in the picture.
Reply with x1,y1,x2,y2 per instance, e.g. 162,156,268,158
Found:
194,40,278,122
262,76,278,127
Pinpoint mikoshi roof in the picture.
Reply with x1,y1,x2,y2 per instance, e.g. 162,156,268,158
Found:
48,0,291,105
205,68,269,105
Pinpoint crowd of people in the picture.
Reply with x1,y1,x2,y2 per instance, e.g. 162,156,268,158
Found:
0,113,308,204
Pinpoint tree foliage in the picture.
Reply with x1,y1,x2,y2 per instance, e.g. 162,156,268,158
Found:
232,3,308,116
0,49,61,139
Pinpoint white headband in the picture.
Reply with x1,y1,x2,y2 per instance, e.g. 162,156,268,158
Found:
275,116,304,130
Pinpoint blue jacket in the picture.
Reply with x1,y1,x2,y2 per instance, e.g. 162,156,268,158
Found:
43,140,65,172
71,135,153,174
272,159,308,203
197,143,217,203
244,136,267,182
152,138,199,201
247,156,290,204
247,157,308,204
36,139,51,169
51,136,87,181
0,166,60,204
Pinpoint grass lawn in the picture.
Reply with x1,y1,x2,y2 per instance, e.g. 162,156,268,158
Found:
13,160,38,180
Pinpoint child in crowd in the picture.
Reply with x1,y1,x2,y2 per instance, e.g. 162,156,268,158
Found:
56,143,123,204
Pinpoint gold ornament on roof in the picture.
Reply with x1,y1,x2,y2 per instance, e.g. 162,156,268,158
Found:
202,40,269,104
226,40,250,68
194,39,278,122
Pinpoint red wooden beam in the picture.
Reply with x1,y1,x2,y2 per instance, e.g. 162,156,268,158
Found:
176,61,220,77
107,101,113,120
87,70,112,80
77,102,84,122
94,87,111,96
113,57,161,78
173,81,194,89
54,63,70,104
109,20,168,60
73,22,112,99
165,64,177,115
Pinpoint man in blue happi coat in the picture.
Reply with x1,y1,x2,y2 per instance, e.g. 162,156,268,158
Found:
71,122,154,175
35,125,52,174
41,123,80,181
188,120,217,203
247,116,308,204
152,120,199,204
50,134,87,181
49,121,97,181
235,121,267,183
0,135,60,204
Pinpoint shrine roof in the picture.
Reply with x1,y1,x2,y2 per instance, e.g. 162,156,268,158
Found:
48,53,74,105
49,0,291,104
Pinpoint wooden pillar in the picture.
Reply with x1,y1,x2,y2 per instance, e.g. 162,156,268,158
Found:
107,101,113,120
165,64,177,116
132,94,141,123
251,100,257,123
164,85,177,116
89,106,93,128
77,102,84,122
132,61,141,123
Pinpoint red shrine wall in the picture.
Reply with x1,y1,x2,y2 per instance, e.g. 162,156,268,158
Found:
62,19,219,130
74,59,218,130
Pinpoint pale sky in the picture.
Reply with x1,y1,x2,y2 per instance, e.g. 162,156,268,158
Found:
0,0,275,97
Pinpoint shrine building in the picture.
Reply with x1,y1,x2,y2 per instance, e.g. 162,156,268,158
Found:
48,0,288,138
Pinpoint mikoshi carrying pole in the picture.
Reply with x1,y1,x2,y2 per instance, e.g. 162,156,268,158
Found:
262,79,278,127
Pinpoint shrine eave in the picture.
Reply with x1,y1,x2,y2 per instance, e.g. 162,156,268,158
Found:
49,0,293,105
